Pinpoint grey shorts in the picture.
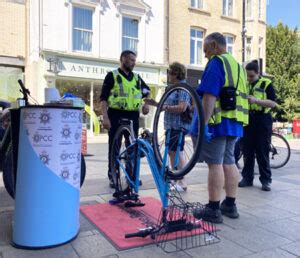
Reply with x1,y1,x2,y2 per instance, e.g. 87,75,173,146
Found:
195,136,238,165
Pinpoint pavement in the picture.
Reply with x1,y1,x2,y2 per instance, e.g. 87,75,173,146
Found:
1,136,300,258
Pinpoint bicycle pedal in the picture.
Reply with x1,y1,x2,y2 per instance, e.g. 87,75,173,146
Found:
124,201,145,208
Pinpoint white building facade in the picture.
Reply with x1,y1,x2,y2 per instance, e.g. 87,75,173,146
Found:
27,0,167,134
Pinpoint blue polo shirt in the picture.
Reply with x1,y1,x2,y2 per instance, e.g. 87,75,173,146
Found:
193,57,243,137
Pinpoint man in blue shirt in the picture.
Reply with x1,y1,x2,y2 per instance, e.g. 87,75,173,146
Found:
193,33,247,223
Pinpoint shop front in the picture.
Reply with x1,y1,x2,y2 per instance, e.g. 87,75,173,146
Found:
42,52,167,135
0,56,25,103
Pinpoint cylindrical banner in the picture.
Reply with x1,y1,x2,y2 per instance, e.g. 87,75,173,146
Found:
81,124,87,156
13,107,83,249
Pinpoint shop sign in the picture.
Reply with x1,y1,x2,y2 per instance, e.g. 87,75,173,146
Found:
46,56,162,85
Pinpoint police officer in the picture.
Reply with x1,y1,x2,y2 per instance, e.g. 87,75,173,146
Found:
100,50,150,188
239,60,277,191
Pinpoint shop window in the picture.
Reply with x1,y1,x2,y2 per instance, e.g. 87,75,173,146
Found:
73,6,93,52
0,67,23,102
122,17,139,53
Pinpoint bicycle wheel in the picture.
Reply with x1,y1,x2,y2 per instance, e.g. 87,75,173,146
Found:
3,146,15,198
152,83,204,180
270,133,291,169
80,154,86,187
110,124,136,198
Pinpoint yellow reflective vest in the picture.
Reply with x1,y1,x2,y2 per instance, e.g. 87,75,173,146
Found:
209,53,249,126
108,70,143,111
250,77,272,113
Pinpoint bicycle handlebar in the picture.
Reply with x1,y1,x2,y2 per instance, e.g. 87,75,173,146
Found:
125,228,153,238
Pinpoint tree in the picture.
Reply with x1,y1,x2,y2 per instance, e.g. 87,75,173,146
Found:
266,23,300,121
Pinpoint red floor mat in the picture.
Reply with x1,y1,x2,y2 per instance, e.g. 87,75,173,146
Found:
80,197,212,251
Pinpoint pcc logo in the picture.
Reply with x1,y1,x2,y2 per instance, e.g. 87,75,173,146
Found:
33,132,53,143
61,110,78,120
60,151,77,161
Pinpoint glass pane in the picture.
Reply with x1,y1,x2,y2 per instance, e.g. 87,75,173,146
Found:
199,0,203,8
228,46,233,54
122,37,138,52
73,30,92,51
196,41,202,64
246,0,252,17
190,39,195,64
191,0,195,7
122,17,138,38
196,30,203,38
190,29,195,38
228,0,233,16
223,0,227,15
0,67,23,102
227,36,233,44
73,7,92,30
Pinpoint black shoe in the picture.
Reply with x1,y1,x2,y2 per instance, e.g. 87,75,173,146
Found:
109,179,115,189
193,204,223,224
238,179,253,187
220,201,239,219
261,183,271,191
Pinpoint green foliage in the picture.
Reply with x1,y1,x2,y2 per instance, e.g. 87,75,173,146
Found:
266,23,300,121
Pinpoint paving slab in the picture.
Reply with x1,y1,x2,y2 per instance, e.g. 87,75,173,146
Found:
1,244,79,258
280,241,300,257
71,234,116,258
240,204,297,223
186,237,253,258
0,212,12,246
242,248,297,258
220,225,292,253
259,218,300,242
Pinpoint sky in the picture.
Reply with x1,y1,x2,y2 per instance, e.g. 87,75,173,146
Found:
267,0,300,29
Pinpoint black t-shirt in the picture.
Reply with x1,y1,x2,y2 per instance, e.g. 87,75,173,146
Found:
100,68,150,102
250,78,276,101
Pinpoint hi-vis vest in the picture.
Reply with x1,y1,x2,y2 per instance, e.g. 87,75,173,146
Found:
250,77,272,113
108,70,143,111
209,53,249,126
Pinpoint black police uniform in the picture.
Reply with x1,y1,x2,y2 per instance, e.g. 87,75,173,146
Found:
241,79,276,185
100,68,150,180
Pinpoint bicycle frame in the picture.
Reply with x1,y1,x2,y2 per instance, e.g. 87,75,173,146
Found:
116,123,174,209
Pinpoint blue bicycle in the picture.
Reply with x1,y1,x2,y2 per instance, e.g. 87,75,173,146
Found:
110,83,220,252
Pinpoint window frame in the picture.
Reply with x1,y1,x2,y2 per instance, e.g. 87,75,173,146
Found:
222,0,234,17
121,16,139,53
258,0,262,19
246,36,252,61
258,37,263,58
246,0,253,18
72,5,94,53
224,34,235,55
190,28,205,66
190,0,204,9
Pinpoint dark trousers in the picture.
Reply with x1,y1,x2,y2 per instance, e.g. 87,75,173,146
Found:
107,109,139,180
241,113,272,184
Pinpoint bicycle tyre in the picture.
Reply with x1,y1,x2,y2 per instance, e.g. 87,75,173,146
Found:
3,147,15,198
152,83,204,180
270,133,291,169
110,124,136,197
